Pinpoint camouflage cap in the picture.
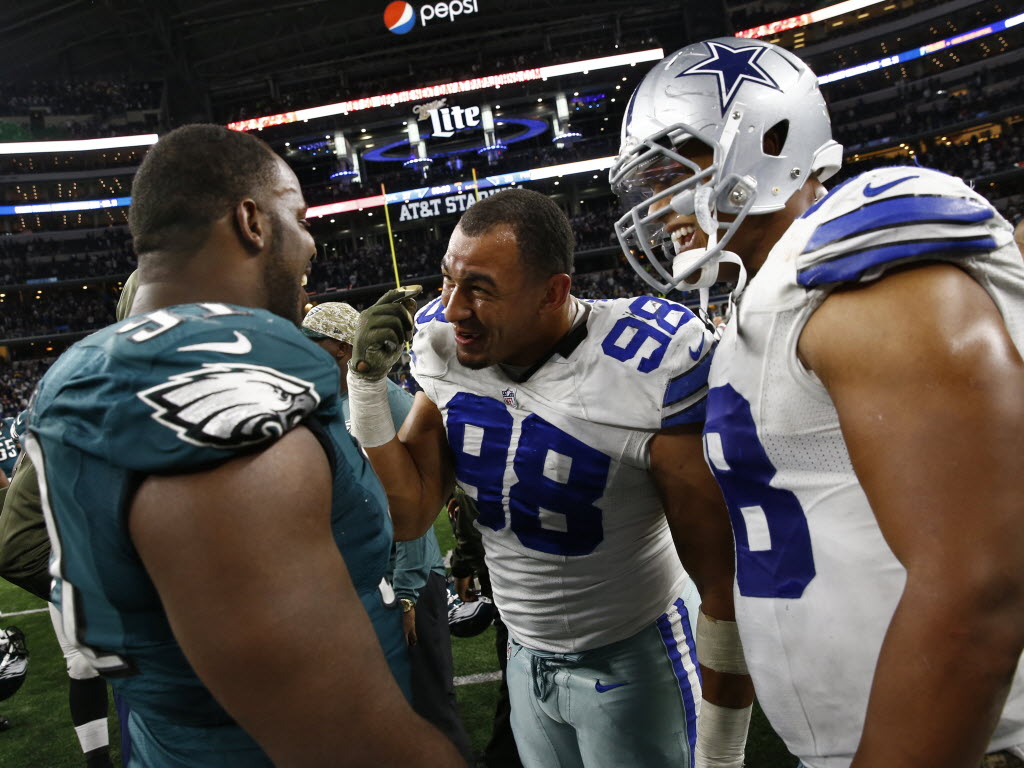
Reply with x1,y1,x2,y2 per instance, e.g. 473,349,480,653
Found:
301,302,360,344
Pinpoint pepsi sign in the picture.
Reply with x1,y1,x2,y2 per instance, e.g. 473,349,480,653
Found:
384,2,416,34
384,0,479,34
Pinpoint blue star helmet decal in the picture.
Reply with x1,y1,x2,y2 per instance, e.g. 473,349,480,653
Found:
676,40,782,116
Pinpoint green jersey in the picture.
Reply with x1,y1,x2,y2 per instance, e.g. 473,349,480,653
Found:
0,416,19,477
26,303,404,766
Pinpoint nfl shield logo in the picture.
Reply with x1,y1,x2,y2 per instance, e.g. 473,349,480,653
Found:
501,388,518,408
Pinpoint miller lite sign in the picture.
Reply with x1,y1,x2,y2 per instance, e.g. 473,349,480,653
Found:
428,104,481,138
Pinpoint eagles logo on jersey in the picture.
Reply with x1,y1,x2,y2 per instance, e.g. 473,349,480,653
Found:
138,362,321,449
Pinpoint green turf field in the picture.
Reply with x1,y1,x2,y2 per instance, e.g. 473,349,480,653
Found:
0,517,796,767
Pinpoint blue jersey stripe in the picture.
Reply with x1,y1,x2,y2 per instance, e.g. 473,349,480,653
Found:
803,194,993,254
798,236,997,287
662,396,708,428
663,351,713,407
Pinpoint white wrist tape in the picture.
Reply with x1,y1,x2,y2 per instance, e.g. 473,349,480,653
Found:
346,371,396,448
695,700,751,768
696,609,749,675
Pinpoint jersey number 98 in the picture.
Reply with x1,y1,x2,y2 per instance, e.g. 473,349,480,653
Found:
704,385,816,599
446,392,610,557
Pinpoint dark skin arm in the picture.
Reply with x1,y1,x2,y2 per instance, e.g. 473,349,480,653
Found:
130,426,465,768
649,425,755,710
365,391,455,541
799,263,1024,768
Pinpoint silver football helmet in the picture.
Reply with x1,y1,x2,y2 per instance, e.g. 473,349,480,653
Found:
0,626,28,703
611,38,843,294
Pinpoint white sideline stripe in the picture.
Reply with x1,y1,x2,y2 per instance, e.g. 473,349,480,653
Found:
454,671,502,686
0,607,49,617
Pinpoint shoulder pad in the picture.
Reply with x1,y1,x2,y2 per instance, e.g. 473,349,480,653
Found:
796,167,998,288
414,297,448,328
32,305,339,473
580,296,715,429
410,311,452,381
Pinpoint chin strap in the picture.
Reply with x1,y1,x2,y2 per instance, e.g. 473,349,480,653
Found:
673,250,748,317
722,252,748,329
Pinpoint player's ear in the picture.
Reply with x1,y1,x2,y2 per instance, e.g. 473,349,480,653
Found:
234,198,266,254
541,273,572,313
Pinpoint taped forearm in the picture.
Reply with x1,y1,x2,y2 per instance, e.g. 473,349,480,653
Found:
696,609,749,675
695,699,752,768
346,372,397,449
695,608,752,768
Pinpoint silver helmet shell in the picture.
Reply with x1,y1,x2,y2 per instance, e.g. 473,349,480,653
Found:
0,626,28,702
610,37,843,293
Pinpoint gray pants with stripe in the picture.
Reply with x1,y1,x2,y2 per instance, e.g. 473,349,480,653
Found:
506,579,702,768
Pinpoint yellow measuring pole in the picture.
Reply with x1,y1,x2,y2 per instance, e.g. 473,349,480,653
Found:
380,183,402,288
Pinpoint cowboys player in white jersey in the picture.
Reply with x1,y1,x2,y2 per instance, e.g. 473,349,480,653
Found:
347,188,755,767
612,37,1024,768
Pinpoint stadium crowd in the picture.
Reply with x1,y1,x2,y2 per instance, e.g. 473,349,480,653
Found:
0,292,116,341
832,63,1024,151
0,80,160,141
0,80,160,118
0,229,135,284
0,359,48,419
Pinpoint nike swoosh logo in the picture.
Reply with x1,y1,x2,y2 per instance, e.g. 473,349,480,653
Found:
595,680,630,693
178,331,253,355
689,334,705,362
863,175,918,197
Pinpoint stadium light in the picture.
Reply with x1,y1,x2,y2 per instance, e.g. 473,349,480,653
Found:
0,196,132,215
226,49,665,132
736,0,889,38
0,134,157,156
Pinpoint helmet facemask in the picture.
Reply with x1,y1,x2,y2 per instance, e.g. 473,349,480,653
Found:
611,122,754,296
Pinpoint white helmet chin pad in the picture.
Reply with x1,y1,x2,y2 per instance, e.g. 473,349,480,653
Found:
611,38,842,295
673,251,719,291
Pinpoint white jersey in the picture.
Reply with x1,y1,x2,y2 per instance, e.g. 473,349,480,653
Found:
704,166,1024,767
412,295,716,652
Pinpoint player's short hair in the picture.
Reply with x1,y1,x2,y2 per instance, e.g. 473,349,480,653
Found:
129,124,280,255
458,188,574,277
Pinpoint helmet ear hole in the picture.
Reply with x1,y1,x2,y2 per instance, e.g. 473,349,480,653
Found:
763,120,789,157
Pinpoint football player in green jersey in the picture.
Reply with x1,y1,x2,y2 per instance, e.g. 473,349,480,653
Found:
25,125,465,767
0,416,20,481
